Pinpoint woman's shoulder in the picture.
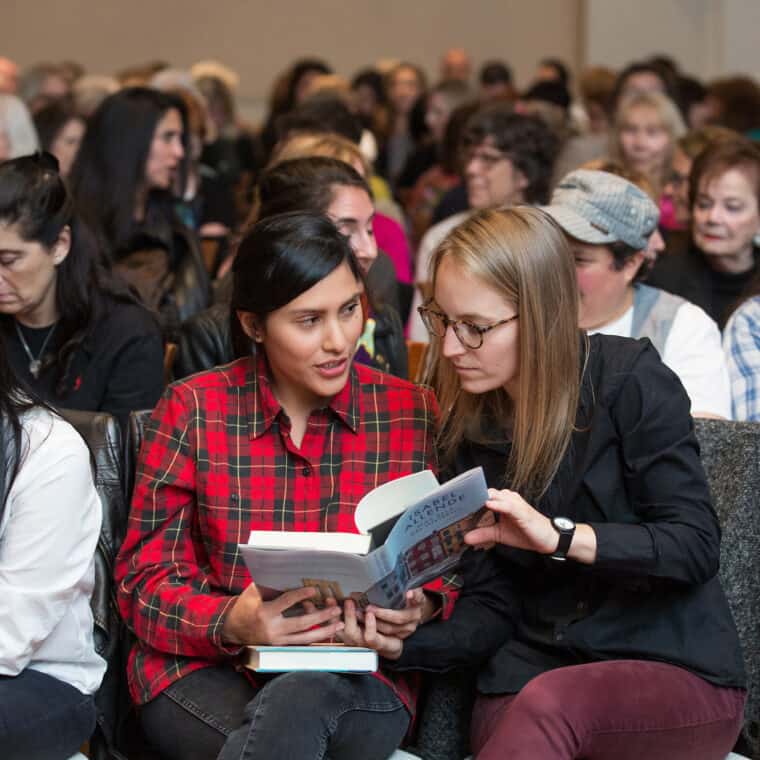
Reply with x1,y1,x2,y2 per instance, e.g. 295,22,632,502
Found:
19,406,89,465
97,298,162,340
586,333,689,418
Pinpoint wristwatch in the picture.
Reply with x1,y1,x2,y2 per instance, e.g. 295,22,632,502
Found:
550,516,576,561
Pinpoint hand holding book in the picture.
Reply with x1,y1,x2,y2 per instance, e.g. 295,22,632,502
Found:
222,582,344,647
338,589,427,660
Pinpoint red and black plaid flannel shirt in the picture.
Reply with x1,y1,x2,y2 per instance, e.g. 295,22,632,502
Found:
116,354,440,709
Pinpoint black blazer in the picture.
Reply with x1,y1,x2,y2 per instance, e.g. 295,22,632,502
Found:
395,334,746,693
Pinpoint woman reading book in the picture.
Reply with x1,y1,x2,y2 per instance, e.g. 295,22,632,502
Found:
391,207,747,759
116,211,441,760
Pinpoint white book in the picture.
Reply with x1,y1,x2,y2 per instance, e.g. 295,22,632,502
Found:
244,645,378,673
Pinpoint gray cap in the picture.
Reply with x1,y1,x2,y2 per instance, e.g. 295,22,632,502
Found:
542,169,660,250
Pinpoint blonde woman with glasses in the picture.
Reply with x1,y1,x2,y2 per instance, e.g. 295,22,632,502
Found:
389,206,746,759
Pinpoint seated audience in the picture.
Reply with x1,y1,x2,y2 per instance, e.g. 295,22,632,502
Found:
273,132,413,288
259,57,333,163
648,138,760,327
408,106,558,340
0,343,105,760
195,73,262,221
177,157,408,379
705,76,760,137
32,98,86,178
0,154,164,427
396,206,746,759
724,273,760,420
0,94,39,160
478,60,515,103
612,90,685,202
17,62,70,113
0,56,18,95
69,87,210,326
396,79,472,206
116,211,440,760
544,168,731,418
662,125,739,231
377,62,427,187
167,86,238,240
406,100,479,248
440,47,472,83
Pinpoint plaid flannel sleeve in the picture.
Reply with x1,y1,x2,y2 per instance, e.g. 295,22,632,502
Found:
725,297,760,422
115,387,240,660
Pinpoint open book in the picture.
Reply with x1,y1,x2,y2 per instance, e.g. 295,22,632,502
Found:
238,466,488,610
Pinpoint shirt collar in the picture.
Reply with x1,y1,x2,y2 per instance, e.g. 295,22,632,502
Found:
247,352,360,438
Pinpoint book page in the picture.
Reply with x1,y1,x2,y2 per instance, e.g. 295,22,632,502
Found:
239,544,391,607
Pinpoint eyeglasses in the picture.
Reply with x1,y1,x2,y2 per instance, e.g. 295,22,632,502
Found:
417,301,518,349
463,146,509,169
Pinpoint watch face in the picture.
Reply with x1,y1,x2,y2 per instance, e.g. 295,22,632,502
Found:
554,517,574,531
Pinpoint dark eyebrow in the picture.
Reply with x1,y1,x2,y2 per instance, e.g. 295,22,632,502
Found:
289,291,363,316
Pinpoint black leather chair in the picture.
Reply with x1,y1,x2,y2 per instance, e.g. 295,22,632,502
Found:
59,409,131,760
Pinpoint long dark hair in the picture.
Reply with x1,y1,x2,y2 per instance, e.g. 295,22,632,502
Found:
0,342,35,520
230,211,363,358
0,154,137,396
69,87,188,259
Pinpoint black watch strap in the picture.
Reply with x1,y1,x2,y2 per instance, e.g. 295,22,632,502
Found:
551,517,576,561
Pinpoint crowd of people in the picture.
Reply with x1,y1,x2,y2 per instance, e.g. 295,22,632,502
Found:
0,44,758,759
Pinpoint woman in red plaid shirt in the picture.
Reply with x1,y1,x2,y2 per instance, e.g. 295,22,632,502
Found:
116,211,441,760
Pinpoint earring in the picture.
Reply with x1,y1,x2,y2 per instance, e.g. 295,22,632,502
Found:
754,232,760,248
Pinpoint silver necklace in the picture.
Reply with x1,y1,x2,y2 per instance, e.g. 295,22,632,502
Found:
14,321,57,379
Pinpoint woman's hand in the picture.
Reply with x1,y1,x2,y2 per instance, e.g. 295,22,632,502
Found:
221,583,344,646
464,488,558,555
338,589,427,660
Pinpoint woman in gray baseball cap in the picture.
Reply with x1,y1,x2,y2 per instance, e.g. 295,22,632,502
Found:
543,166,731,418
388,206,745,759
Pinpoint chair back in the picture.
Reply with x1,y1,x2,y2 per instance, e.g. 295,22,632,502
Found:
58,409,130,760
694,419,760,759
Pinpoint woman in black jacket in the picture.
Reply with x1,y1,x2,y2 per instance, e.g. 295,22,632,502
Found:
0,153,164,428
393,207,746,759
175,157,407,379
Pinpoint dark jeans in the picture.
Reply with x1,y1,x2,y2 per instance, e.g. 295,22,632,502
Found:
471,659,746,760
0,668,96,760
141,665,410,760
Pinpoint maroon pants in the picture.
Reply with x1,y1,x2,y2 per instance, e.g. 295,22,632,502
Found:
471,660,745,760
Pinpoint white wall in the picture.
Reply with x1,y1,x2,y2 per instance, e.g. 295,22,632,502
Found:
583,0,759,81
4,0,581,120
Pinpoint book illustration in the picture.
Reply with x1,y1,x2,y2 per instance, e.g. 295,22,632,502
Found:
239,467,489,610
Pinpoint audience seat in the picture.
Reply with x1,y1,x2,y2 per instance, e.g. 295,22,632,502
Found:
401,419,760,760
59,409,132,760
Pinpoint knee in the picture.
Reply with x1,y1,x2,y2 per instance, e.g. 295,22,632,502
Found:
262,671,346,713
509,671,576,727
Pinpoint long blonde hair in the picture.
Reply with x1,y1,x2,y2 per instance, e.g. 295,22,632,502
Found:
427,207,582,500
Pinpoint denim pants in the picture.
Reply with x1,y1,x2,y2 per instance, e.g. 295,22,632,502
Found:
471,659,746,760
0,668,96,760
140,665,410,760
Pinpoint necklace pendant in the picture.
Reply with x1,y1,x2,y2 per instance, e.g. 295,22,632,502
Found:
29,359,41,379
